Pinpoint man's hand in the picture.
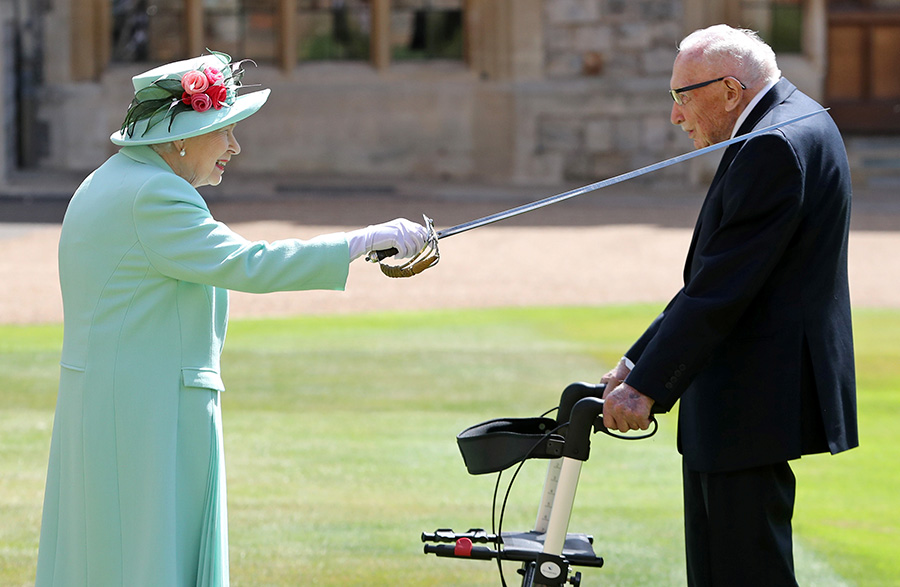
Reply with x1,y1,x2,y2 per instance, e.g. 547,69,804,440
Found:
602,383,655,433
600,357,632,391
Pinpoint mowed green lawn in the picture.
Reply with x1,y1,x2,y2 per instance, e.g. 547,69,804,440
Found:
1,306,896,586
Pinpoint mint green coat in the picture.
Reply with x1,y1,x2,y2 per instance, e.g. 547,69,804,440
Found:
36,146,350,586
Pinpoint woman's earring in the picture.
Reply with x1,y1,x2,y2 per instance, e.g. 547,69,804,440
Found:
179,147,186,157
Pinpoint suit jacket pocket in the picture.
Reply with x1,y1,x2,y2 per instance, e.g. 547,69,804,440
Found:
182,367,225,392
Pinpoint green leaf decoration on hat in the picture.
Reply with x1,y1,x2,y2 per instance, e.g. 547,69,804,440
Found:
154,78,186,94
119,50,250,139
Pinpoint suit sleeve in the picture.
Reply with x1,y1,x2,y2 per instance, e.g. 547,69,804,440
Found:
131,172,350,293
625,133,804,410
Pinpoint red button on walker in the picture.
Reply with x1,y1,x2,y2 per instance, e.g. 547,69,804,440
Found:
454,537,474,556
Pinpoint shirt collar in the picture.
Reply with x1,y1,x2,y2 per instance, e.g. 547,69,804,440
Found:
730,78,779,139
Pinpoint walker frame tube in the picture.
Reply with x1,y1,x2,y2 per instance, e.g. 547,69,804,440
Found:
534,383,606,534
541,457,584,557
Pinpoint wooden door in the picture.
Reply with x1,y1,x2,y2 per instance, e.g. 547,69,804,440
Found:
827,1,900,133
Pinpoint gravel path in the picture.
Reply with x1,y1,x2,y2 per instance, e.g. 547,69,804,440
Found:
1,183,897,325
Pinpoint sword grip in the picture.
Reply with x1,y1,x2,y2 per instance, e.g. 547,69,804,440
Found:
366,247,398,263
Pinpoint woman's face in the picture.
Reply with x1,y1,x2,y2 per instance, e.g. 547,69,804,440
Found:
174,124,241,187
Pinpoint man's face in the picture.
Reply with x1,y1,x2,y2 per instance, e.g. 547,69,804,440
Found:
669,54,736,149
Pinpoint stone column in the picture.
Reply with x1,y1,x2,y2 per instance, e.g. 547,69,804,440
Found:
185,0,204,57
371,0,390,71
279,0,297,72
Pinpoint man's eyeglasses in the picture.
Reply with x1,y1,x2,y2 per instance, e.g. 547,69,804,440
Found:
669,76,746,105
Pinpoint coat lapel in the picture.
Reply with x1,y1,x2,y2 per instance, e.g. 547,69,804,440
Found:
683,79,798,281
708,78,797,191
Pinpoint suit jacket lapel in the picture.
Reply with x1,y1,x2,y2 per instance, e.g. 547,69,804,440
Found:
708,78,797,191
684,78,798,281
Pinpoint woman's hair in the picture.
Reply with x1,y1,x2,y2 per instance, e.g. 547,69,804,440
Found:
678,25,781,90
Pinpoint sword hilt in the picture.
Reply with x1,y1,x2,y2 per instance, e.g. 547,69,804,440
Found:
365,247,399,263
365,214,437,266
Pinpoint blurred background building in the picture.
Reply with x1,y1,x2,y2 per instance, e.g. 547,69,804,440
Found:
1,0,898,192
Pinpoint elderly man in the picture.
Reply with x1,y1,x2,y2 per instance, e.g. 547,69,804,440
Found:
600,25,858,586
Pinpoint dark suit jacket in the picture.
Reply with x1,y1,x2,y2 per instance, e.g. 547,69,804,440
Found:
625,78,858,472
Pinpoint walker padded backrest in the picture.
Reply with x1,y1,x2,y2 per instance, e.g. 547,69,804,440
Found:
456,417,563,475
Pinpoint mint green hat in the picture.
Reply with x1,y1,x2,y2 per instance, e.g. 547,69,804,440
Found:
110,51,270,146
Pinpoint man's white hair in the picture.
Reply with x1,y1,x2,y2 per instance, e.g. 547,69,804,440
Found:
678,24,781,89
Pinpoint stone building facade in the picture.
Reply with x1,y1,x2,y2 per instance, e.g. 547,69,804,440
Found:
1,0,898,189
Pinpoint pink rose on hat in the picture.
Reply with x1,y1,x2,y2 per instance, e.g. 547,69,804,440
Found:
179,66,228,112
204,66,225,86
188,92,213,113
181,70,209,95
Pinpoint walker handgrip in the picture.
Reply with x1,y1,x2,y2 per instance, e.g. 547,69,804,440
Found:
558,382,606,425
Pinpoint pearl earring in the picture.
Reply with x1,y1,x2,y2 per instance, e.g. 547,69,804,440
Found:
179,147,186,157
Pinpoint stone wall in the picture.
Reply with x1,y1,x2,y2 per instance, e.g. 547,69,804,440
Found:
30,0,708,188
521,0,692,185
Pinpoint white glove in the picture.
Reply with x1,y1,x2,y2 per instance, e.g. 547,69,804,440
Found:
346,218,429,262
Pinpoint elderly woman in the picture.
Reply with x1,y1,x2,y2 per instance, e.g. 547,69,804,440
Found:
35,52,427,586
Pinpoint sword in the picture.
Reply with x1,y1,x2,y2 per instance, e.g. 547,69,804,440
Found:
368,108,828,275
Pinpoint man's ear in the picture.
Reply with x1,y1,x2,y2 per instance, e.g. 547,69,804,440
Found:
723,77,745,112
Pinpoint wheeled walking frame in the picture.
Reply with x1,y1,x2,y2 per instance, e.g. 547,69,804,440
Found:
421,382,659,586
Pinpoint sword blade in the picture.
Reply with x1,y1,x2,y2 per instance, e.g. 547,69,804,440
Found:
435,109,828,240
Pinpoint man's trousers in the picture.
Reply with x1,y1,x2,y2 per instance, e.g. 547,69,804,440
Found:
683,460,798,587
